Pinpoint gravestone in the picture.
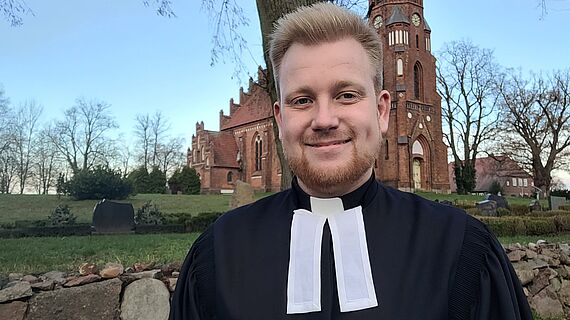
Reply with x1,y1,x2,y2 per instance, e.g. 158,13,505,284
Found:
550,196,568,211
530,200,543,212
229,180,255,209
476,200,497,216
486,194,509,209
92,200,135,234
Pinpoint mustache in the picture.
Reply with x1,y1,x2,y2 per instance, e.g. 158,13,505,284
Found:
301,128,356,145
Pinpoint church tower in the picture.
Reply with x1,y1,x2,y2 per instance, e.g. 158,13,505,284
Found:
370,0,450,192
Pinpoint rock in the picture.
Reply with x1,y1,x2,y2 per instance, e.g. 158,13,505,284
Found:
40,271,66,285
26,278,122,320
515,269,535,286
560,252,570,266
100,262,124,278
529,243,538,250
0,281,32,303
8,273,24,282
161,262,181,276
0,301,27,320
120,278,170,320
133,262,154,273
229,180,255,209
31,280,55,291
508,250,526,262
560,243,570,256
526,249,538,260
0,274,8,289
537,239,547,245
512,259,548,271
79,262,99,275
21,275,40,284
528,268,557,295
172,271,180,278
559,280,570,306
530,287,565,319
550,278,562,292
122,269,163,281
168,277,178,292
64,274,101,287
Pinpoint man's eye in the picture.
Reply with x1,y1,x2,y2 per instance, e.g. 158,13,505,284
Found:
293,98,312,105
337,92,359,101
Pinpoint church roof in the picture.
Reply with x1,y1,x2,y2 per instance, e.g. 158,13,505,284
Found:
211,131,239,168
386,6,409,26
220,85,273,131
424,18,431,32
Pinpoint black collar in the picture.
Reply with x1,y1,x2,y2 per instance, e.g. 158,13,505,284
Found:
292,172,378,211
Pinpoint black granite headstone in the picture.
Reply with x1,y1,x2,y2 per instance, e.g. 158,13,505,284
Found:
476,200,498,216
92,200,135,234
529,199,543,212
485,194,509,209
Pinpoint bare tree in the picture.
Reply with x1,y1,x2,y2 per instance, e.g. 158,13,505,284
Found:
156,136,185,176
134,113,152,170
48,97,118,175
33,127,60,194
436,40,501,194
150,111,170,167
496,69,570,195
0,0,33,26
13,100,43,193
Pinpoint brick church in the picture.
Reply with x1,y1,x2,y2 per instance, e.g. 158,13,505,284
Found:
188,0,450,193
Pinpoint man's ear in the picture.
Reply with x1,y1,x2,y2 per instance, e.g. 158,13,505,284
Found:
376,90,391,134
274,101,283,140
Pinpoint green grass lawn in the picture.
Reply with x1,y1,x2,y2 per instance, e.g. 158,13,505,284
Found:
0,233,200,275
1,232,569,276
415,191,548,207
0,193,239,225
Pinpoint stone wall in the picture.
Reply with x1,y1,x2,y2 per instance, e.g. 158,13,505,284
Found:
2,241,570,319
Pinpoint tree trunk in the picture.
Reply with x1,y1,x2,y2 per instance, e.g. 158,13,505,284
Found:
255,0,325,190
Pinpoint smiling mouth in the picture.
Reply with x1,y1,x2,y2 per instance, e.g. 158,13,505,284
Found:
305,139,351,147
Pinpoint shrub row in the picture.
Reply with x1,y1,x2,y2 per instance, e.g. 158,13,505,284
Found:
0,225,92,239
478,215,570,237
560,205,570,211
167,212,224,232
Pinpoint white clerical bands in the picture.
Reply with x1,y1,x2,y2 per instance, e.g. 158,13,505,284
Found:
287,197,378,314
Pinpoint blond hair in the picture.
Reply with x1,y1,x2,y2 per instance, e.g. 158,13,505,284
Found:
269,2,383,96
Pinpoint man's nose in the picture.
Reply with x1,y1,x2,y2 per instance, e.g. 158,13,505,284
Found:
311,101,339,131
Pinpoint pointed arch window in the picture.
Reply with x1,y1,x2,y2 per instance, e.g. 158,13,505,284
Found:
413,62,424,101
254,135,263,171
227,171,233,183
396,58,403,76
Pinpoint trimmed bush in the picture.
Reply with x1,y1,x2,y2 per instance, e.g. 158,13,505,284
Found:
0,225,92,238
134,224,185,234
135,201,165,225
559,205,570,211
186,212,224,232
509,204,530,216
47,204,77,226
496,207,511,216
465,208,480,216
524,219,557,236
66,166,133,200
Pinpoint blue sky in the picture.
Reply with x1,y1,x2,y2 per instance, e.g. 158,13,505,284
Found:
1,0,569,184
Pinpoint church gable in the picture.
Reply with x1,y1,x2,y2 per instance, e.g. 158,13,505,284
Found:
220,68,273,131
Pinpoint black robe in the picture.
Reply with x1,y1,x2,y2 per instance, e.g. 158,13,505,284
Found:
170,176,532,319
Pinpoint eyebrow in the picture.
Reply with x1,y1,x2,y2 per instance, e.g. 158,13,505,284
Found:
283,80,368,103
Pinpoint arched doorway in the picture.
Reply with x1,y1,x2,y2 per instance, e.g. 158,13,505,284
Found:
413,159,422,190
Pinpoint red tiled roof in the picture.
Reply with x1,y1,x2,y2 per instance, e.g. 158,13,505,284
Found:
221,84,273,131
448,156,531,192
210,131,239,168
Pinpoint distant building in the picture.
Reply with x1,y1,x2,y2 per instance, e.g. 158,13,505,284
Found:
188,0,451,193
448,156,535,196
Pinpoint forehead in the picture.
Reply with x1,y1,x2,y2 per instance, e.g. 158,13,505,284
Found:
278,38,375,93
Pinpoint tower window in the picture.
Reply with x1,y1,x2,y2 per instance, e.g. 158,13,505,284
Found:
227,171,233,183
255,135,263,171
413,62,423,100
416,34,419,48
385,139,389,160
396,59,403,76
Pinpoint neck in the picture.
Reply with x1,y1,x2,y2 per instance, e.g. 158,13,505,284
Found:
297,167,374,198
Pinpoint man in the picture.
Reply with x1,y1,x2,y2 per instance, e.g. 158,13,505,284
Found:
171,3,531,319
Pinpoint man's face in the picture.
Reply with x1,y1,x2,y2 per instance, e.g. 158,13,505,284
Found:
274,38,390,197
